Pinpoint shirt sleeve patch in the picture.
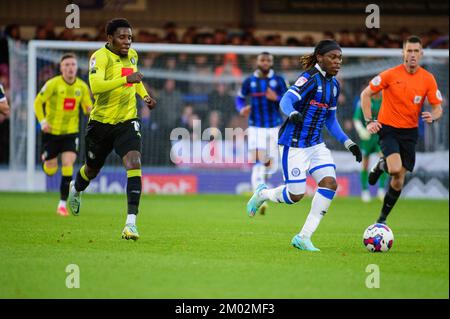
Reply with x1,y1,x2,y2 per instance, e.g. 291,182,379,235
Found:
371,75,381,86
295,76,308,87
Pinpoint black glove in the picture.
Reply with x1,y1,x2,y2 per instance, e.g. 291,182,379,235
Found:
348,143,362,163
289,111,303,124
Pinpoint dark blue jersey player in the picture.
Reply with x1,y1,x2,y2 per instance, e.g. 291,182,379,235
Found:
235,52,288,214
246,40,362,251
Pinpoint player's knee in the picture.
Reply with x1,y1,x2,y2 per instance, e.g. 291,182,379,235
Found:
391,176,405,190
124,152,141,170
289,193,304,203
43,162,58,176
388,166,402,176
318,177,338,191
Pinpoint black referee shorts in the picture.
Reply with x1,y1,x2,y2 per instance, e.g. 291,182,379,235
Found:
41,133,79,161
378,124,418,172
84,119,142,169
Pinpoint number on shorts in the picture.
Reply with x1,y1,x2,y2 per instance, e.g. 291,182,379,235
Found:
131,120,140,132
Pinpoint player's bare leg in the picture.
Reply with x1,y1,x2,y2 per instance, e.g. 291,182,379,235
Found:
57,152,76,216
121,150,142,241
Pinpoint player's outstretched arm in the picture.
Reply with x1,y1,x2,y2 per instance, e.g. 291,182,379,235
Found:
325,108,362,162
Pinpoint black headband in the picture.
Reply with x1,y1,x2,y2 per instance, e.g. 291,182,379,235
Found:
315,41,342,55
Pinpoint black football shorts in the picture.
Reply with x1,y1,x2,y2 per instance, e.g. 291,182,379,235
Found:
84,119,142,169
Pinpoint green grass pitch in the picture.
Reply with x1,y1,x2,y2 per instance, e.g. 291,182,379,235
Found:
0,192,448,298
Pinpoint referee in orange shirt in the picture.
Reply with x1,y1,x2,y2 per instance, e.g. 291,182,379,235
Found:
360,35,443,224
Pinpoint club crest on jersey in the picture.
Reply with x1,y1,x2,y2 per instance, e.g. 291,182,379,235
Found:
291,168,301,177
269,79,277,87
75,89,81,97
250,81,257,88
295,76,308,87
90,57,96,69
413,95,422,104
130,57,136,65
333,86,337,97
371,75,381,86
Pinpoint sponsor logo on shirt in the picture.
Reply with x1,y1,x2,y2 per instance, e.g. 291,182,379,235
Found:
63,98,76,111
121,68,134,87
310,100,329,108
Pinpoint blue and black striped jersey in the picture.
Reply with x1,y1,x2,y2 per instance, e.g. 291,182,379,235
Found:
278,64,341,148
237,70,288,128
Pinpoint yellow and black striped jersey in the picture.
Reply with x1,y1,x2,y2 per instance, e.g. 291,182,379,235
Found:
34,76,92,135
88,45,148,125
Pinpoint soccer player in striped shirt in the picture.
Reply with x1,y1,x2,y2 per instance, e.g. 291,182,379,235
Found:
235,52,288,215
247,40,362,251
34,53,92,216
68,18,156,240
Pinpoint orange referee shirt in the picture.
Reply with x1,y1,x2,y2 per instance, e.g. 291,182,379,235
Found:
369,64,442,128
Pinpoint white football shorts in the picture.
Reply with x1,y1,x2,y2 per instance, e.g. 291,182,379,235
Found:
279,143,336,195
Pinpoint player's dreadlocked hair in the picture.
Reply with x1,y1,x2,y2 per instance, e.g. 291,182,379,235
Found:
106,18,132,36
300,39,342,70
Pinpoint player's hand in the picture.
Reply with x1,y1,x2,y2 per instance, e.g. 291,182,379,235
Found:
144,95,156,110
289,111,303,124
40,119,51,133
240,105,251,117
126,72,143,84
366,121,382,134
265,88,279,102
421,112,434,124
347,142,362,163
0,103,10,117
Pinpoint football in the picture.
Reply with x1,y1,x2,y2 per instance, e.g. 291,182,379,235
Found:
363,223,394,252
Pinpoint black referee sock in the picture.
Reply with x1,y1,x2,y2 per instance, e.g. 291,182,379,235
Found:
60,176,72,201
127,176,142,215
378,185,402,223
74,165,90,192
